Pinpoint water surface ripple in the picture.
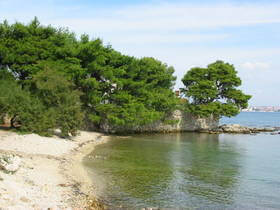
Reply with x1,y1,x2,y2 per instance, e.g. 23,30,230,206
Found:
84,133,280,209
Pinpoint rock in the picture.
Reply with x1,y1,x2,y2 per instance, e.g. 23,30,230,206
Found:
20,196,31,203
219,124,278,134
219,124,251,134
99,110,219,133
252,127,276,132
0,154,22,173
270,132,280,135
53,128,62,135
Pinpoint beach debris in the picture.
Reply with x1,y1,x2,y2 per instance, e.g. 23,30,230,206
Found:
0,154,22,173
86,197,106,210
58,183,73,187
20,196,31,203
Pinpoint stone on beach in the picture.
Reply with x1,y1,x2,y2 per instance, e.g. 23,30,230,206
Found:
0,154,21,173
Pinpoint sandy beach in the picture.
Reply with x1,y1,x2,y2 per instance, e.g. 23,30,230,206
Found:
0,129,108,209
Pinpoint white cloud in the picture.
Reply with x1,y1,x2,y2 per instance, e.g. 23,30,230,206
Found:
240,62,270,70
1,1,280,45
106,33,229,44
51,2,280,33
0,1,280,105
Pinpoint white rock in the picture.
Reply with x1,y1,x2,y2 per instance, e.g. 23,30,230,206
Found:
0,154,21,173
220,124,251,133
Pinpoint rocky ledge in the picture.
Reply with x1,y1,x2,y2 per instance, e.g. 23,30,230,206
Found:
210,124,279,134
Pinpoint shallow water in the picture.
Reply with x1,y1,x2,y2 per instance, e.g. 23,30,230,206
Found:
84,133,280,209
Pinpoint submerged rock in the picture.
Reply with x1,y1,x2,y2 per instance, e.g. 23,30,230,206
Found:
0,154,21,173
270,132,280,135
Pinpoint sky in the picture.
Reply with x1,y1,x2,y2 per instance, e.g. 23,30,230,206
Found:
0,0,280,106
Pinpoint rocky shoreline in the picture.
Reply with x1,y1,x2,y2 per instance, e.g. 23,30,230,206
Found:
0,130,108,209
209,124,279,134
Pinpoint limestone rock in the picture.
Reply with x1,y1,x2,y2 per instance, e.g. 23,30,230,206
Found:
219,124,277,134
0,154,21,173
219,124,251,133
252,127,276,132
100,110,219,133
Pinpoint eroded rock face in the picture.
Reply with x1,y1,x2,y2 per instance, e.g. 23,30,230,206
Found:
0,154,21,173
100,110,219,133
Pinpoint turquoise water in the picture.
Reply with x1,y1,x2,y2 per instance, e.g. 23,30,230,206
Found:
221,112,280,127
84,132,280,209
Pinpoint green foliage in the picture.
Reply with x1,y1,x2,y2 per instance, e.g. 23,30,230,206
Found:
163,119,180,125
0,71,53,135
0,18,178,134
75,35,178,128
30,67,84,136
0,18,80,80
0,64,83,136
181,61,251,118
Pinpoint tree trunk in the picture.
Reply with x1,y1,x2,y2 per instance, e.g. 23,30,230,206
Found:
10,116,17,128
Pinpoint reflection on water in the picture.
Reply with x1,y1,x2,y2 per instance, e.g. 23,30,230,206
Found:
83,133,280,209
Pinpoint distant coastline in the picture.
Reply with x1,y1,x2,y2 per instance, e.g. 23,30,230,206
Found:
242,111,280,113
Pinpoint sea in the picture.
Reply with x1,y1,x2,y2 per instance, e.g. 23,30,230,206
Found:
220,111,280,127
84,112,280,209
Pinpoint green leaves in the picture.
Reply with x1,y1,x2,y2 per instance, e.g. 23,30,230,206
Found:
0,18,79,80
75,37,177,129
0,67,84,136
30,67,84,136
0,18,178,134
0,71,53,135
181,61,251,118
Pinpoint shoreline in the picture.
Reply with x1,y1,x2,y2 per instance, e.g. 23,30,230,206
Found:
0,125,279,209
62,134,109,209
0,129,109,209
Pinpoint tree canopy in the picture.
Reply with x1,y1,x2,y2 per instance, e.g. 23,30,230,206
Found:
181,61,251,118
0,18,251,135
0,18,178,135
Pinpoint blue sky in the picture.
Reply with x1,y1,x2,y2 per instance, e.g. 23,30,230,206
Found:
0,0,280,106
